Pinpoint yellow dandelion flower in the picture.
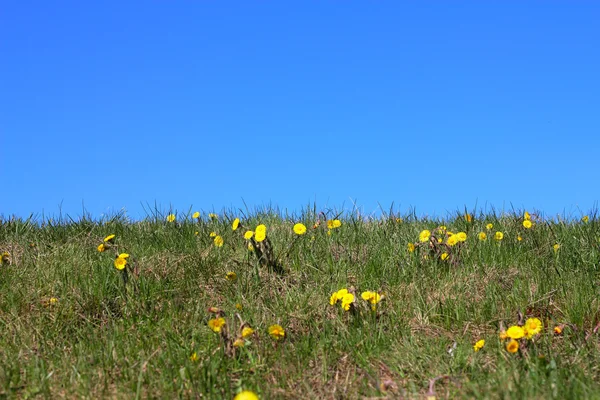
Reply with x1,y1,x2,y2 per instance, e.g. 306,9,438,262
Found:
524,317,543,339
254,224,267,242
114,257,127,270
447,235,458,246
103,234,116,242
407,242,416,253
194,231,199,235
582,215,589,223
225,271,237,281
341,293,355,311
97,243,106,252
456,232,467,242
167,214,176,223
478,232,487,241
523,220,532,229
293,223,307,235
517,235,523,241
242,326,254,338
524,211,531,220
232,218,240,231
268,324,285,340
553,243,560,252
486,223,493,230
208,317,226,333
49,297,58,305
192,211,200,219
209,213,218,219
244,230,254,239
327,220,335,229
233,338,245,348
118,253,130,259
506,325,525,339
247,243,254,251
190,352,198,362
440,252,449,260
396,218,403,223
473,339,485,352
330,288,348,305
234,390,259,400
494,231,504,241
438,225,447,232
214,235,224,247
506,339,519,353
419,230,431,243
332,219,342,228
209,232,217,237
327,229,332,236
499,330,508,340
361,291,381,305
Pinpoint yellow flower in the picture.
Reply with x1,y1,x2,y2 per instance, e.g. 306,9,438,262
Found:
255,224,267,242
293,223,307,235
1,251,10,263
440,252,449,260
499,330,508,340
473,339,485,352
327,220,334,229
419,230,431,243
486,223,493,230
437,238,443,244
247,243,254,251
268,324,285,340
190,352,198,362
114,257,127,270
209,232,217,237
208,317,226,333
234,390,259,400
524,318,543,339
232,218,240,231
233,338,245,348
242,326,254,338
506,339,519,353
332,219,342,228
244,230,254,239
361,291,381,305
194,231,199,236
438,226,447,232
330,289,348,305
517,235,523,242
103,234,116,242
167,214,176,223
118,253,130,259
524,211,531,221
327,230,332,236
582,215,589,223
97,243,106,252
456,232,467,242
209,213,218,219
407,242,415,253
506,325,525,339
341,293,355,311
478,232,487,241
225,271,237,281
214,235,224,247
396,218,403,223
192,211,200,219
494,232,504,241
465,213,473,222
447,235,458,246
554,326,563,335
553,243,560,252
49,297,58,305
523,220,532,229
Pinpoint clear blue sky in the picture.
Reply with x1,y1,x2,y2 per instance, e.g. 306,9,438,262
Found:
2,1,599,220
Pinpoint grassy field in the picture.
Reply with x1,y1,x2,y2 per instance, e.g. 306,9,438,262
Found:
1,208,600,399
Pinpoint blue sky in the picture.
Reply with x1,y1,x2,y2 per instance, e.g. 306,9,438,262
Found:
2,1,599,220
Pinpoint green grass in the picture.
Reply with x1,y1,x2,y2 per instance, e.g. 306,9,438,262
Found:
1,208,600,399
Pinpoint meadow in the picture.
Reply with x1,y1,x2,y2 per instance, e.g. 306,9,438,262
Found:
1,208,600,399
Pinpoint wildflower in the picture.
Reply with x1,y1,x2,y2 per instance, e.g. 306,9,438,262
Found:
407,242,415,252
330,289,349,305
208,317,226,333
194,231,199,235
361,291,382,305
293,223,307,235
255,224,267,242
486,223,493,230
419,230,431,243
523,220,532,229
440,252,449,260
192,211,200,219
225,271,237,281
465,213,473,222
494,232,504,241
242,326,254,338
582,215,589,223
524,318,543,339
268,324,285,340
247,243,254,251
97,243,106,252
232,218,240,231
554,326,563,335
396,218,403,223
332,219,342,228
49,297,58,305
118,253,130,259
209,213,218,219
524,211,531,221
103,234,116,242
506,339,519,353
478,232,487,241
244,230,254,240
233,338,245,348
190,352,198,362
327,230,332,236
438,226,447,232
437,238,443,243
167,214,176,223
209,232,217,237
499,330,508,340
553,243,560,252
114,257,127,270
341,293,355,311
517,235,523,241
456,232,467,242
234,391,259,400
214,235,224,247
506,325,525,339
473,339,485,352
447,235,458,246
